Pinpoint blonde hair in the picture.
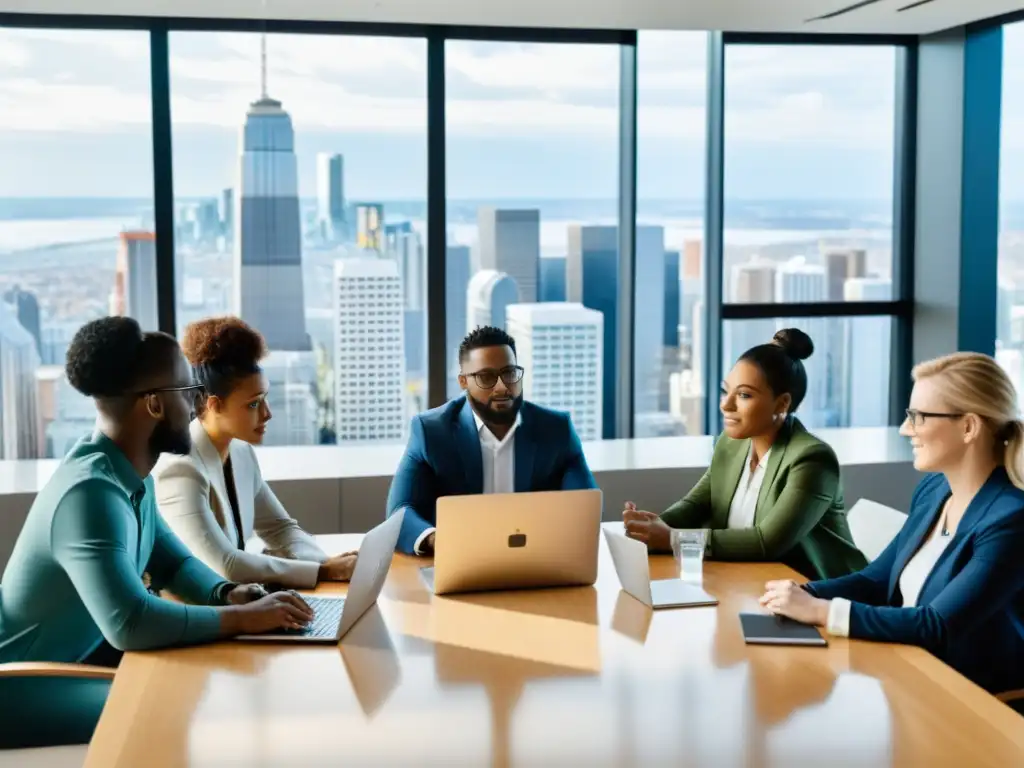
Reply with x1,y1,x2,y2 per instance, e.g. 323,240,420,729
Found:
912,352,1024,489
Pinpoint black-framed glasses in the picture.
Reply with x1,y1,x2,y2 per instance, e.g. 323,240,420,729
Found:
464,366,524,389
905,409,964,427
135,384,206,401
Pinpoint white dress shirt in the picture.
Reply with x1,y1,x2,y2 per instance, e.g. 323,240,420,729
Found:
726,445,771,530
826,515,952,636
413,411,521,554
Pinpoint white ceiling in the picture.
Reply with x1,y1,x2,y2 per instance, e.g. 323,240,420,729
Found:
1,0,1023,35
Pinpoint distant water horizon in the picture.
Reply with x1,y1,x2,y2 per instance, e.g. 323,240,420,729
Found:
0,216,893,256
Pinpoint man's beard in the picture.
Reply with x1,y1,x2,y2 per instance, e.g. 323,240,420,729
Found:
467,391,524,427
149,418,192,459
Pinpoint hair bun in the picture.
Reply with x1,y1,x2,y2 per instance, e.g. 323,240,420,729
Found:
772,328,814,361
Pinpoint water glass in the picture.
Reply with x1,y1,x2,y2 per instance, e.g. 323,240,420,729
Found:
671,529,706,583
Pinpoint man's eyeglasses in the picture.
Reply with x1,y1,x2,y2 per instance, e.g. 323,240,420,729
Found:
464,366,524,389
905,409,963,428
134,384,206,403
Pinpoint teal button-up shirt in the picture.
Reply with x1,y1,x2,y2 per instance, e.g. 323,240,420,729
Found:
0,433,230,663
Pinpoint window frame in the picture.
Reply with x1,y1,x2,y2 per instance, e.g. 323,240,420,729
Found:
0,13,918,442
702,32,918,434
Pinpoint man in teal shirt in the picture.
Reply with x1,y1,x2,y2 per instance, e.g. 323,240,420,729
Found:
0,317,314,666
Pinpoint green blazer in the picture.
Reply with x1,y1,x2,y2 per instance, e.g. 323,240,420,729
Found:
660,417,867,580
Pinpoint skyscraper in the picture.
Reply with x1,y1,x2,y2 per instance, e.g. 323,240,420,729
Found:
824,248,868,418
566,224,665,438
681,239,702,349
3,285,41,357
110,231,158,332
234,36,310,352
333,258,406,444
844,277,893,426
775,257,830,426
826,248,868,301
317,153,345,240
467,270,519,331
723,259,776,371
539,256,567,303
386,224,424,311
506,303,603,442
220,187,234,241
478,208,541,304
633,227,667,429
261,351,318,446
663,250,681,349
357,203,385,252
0,302,41,459
446,245,472,397
37,366,95,459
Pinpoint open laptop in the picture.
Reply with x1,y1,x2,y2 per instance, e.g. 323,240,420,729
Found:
603,528,718,609
421,489,602,596
236,509,404,643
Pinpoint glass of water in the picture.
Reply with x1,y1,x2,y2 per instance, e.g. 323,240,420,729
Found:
671,529,706,583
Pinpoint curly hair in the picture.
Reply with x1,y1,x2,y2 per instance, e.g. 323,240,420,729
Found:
181,316,267,403
458,325,516,363
65,316,179,398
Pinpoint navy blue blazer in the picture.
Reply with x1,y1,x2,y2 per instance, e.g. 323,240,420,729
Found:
385,397,597,554
805,468,1024,694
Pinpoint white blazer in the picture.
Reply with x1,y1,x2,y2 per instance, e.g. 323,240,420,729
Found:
153,419,327,588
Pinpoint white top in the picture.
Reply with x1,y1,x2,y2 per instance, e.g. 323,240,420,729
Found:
152,420,328,588
827,514,952,636
413,411,522,554
726,445,771,530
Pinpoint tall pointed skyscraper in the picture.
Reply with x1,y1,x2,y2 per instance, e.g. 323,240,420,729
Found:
234,34,310,351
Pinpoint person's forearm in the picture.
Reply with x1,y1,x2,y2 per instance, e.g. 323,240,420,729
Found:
166,557,233,605
102,601,224,651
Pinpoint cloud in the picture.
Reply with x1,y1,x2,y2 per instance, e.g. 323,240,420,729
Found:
0,78,151,132
0,25,956,154
0,36,30,71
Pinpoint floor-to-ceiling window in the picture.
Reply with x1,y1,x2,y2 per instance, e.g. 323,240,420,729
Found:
444,39,621,442
170,31,427,447
0,27,155,460
720,42,900,430
635,31,708,437
998,22,1024,392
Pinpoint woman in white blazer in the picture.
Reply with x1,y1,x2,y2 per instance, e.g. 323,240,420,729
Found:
154,317,357,588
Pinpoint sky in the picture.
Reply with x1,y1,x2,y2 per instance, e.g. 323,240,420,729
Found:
0,25,1009,202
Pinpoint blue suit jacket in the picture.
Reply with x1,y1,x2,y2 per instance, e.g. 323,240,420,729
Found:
385,397,597,554
805,468,1024,694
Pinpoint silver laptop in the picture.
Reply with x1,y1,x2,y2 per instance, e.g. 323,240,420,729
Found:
421,489,602,595
603,528,718,609
236,509,404,643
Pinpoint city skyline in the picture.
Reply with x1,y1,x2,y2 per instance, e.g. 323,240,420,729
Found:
2,24,1012,459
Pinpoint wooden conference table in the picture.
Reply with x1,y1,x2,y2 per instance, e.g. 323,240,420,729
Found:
85,526,1024,767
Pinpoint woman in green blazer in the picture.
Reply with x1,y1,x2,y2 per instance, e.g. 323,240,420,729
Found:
623,328,867,580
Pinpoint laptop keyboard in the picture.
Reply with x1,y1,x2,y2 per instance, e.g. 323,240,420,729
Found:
279,595,345,639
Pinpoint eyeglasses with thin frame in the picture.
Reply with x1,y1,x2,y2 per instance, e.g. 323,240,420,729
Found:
133,384,207,406
463,366,524,390
904,408,964,428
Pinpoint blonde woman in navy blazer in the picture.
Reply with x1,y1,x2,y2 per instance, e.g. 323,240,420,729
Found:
760,352,1024,695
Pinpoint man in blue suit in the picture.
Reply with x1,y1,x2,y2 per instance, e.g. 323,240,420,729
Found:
386,326,597,555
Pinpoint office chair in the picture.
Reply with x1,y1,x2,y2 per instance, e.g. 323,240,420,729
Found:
0,662,114,757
